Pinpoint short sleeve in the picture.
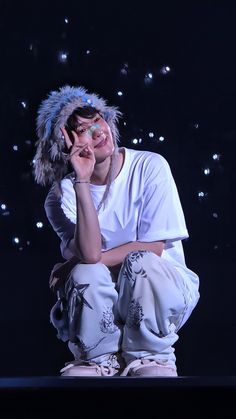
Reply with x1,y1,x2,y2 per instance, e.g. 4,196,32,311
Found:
137,154,189,242
44,183,75,259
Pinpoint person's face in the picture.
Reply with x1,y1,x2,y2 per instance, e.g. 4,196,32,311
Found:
73,113,115,162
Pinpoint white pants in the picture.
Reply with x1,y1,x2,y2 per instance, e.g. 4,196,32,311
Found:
50,251,199,368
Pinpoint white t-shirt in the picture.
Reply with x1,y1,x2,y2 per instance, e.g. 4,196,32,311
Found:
45,147,199,289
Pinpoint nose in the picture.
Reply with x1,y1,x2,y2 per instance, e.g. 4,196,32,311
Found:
89,124,104,140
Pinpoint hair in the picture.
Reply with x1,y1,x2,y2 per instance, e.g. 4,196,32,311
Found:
66,106,99,130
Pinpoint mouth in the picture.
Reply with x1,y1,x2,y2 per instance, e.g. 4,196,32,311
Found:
95,136,107,148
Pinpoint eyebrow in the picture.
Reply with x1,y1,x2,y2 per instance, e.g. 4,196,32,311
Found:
77,114,99,127
77,121,89,127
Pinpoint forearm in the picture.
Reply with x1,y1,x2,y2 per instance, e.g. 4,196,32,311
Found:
100,240,165,267
72,183,102,262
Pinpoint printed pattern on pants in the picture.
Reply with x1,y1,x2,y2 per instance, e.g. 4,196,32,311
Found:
50,251,199,366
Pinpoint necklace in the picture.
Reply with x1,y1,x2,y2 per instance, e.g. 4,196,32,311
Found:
96,150,121,212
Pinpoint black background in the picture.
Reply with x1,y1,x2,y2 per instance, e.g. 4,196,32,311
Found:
0,1,235,377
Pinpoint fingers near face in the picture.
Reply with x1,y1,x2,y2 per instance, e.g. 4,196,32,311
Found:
60,127,73,151
61,128,83,156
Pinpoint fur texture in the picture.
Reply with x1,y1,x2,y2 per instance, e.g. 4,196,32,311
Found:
33,85,122,186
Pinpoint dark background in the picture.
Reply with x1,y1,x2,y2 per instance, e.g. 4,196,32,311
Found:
0,1,235,377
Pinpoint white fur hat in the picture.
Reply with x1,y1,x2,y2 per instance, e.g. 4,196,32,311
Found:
33,85,122,186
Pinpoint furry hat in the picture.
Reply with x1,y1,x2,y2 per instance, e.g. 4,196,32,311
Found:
33,85,122,186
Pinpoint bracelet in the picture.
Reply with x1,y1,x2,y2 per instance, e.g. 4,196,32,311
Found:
73,179,90,184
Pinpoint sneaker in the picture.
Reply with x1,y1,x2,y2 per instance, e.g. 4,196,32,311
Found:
120,358,178,377
60,361,119,377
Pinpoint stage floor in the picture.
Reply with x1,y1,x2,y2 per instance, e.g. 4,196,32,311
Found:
1,375,236,388
0,376,236,418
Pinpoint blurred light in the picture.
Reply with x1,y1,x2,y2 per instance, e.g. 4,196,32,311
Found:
1,202,9,216
117,91,123,96
28,42,38,57
132,138,138,144
212,153,220,161
12,237,20,245
198,191,208,200
123,122,127,126
203,168,210,175
21,101,27,109
36,221,43,228
13,145,18,151
159,136,165,142
121,63,129,75
86,50,90,54
149,132,154,138
213,212,218,218
144,72,153,85
160,65,171,75
64,17,69,23
58,51,68,62
189,122,199,130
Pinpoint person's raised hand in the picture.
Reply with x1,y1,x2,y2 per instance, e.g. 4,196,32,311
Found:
61,127,95,181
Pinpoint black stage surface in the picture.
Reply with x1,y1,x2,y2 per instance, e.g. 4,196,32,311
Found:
0,376,236,418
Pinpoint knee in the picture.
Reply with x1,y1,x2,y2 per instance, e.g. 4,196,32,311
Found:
123,250,160,275
122,251,180,291
124,250,153,265
70,262,111,286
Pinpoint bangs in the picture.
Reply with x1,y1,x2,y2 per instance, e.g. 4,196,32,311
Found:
66,106,99,130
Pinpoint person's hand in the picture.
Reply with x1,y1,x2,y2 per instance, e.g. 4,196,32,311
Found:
61,127,95,181
49,256,80,291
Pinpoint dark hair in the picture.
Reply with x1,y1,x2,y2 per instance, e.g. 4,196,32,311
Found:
66,106,100,132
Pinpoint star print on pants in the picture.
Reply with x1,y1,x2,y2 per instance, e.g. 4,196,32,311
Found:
68,283,93,327
74,283,93,309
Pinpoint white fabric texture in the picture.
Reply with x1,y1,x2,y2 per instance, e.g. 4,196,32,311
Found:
45,147,199,296
46,147,200,371
51,251,199,367
116,251,198,365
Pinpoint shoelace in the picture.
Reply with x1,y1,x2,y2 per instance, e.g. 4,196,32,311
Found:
60,360,118,376
120,359,148,376
120,358,175,376
100,365,118,376
60,361,81,373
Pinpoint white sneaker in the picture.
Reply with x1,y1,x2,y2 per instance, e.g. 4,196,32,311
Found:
60,361,119,377
121,359,178,377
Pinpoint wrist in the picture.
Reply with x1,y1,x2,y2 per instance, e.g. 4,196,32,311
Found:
73,178,90,184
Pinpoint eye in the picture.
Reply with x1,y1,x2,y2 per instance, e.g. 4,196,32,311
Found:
77,127,86,134
94,116,101,122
